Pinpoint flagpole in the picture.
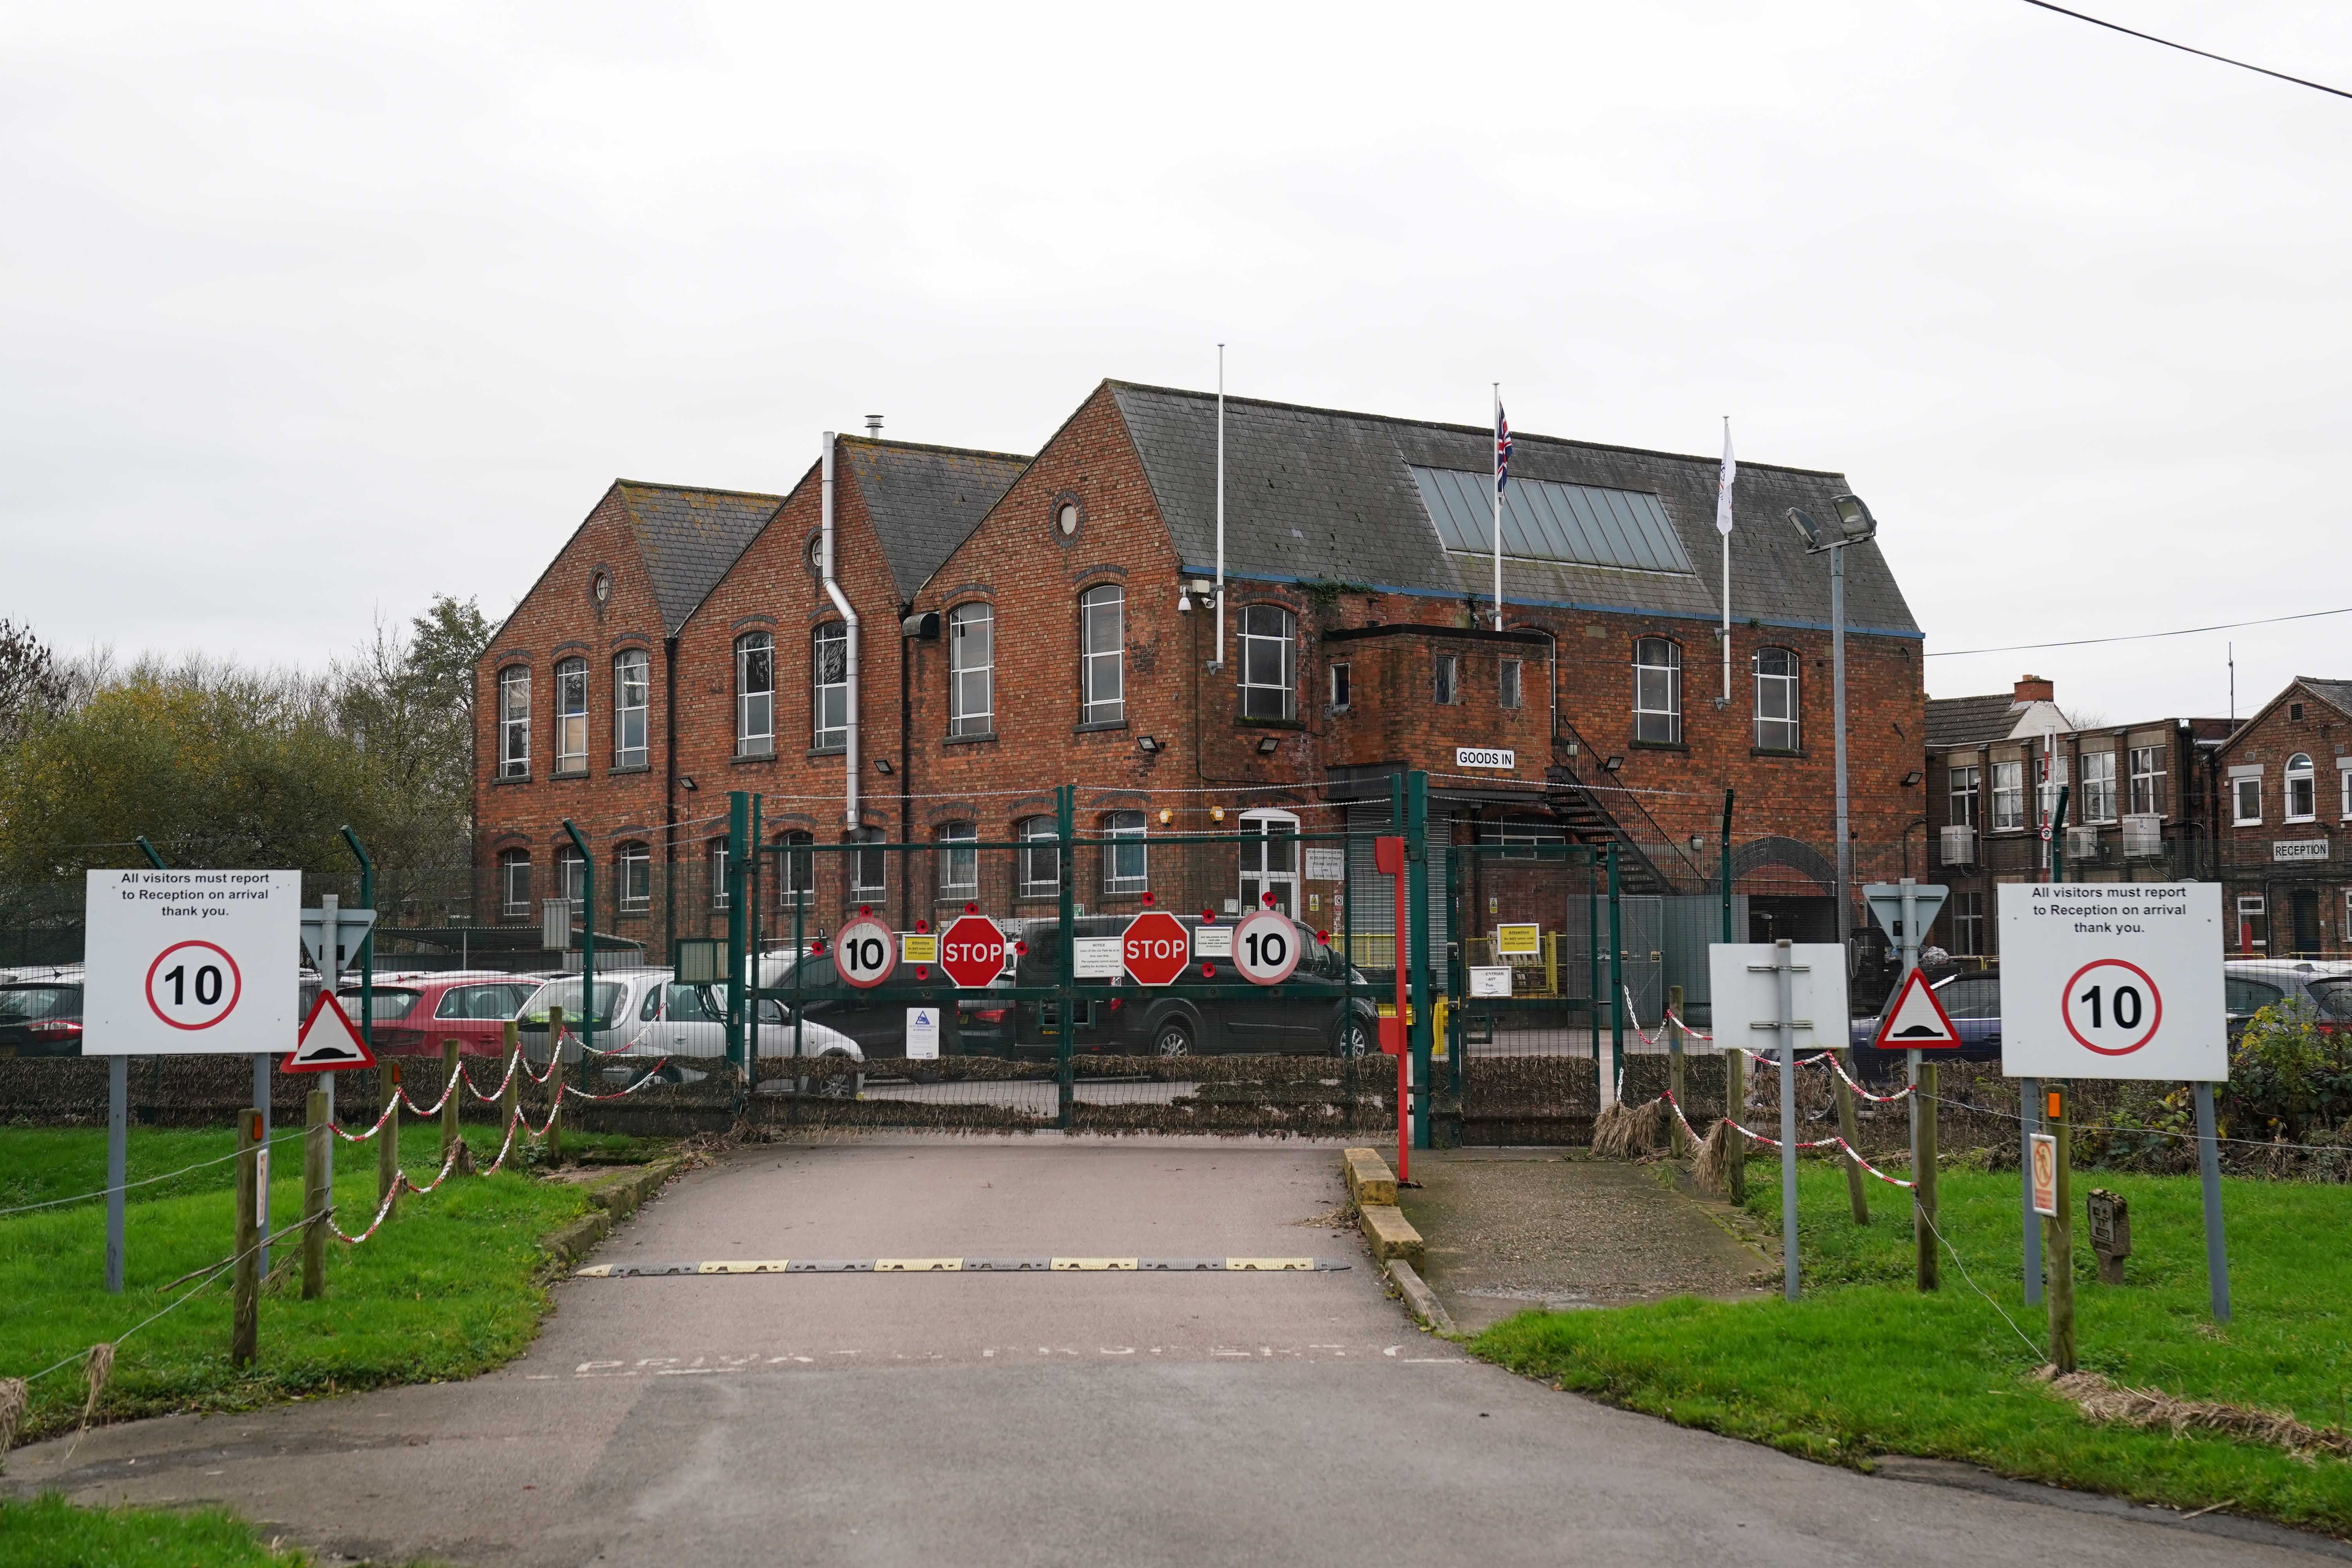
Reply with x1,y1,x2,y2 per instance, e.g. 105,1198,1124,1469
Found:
1718,416,1734,706
1212,343,1225,672
1491,383,1504,631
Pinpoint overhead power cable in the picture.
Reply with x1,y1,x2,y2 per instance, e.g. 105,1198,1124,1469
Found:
1925,603,2352,658
2017,0,2352,102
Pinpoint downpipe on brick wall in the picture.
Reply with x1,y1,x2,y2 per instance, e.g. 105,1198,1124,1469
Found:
821,431,860,829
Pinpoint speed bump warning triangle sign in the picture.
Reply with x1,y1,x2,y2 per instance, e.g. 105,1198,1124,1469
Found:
1872,968,1962,1051
285,990,376,1073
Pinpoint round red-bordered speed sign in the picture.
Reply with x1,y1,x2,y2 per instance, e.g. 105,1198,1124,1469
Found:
1229,909,1302,986
145,940,243,1031
834,916,897,990
2062,958,2163,1056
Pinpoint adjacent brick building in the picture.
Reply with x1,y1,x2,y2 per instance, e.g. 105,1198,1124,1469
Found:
476,381,1929,965
2210,677,2352,956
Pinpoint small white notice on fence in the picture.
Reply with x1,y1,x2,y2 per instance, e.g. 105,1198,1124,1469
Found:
1706,944,1850,1052
1468,966,1512,998
85,869,301,1055
905,1007,940,1060
1303,846,1346,882
1072,938,1124,978
1996,882,2224,1081
1192,925,1232,959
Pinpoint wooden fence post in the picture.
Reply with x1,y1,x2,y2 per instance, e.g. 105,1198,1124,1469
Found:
2047,1082,2076,1371
1724,1044,1748,1204
501,1020,522,1160
1666,984,1686,1154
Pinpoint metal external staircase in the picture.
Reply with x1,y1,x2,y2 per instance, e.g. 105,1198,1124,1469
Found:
1542,719,1709,896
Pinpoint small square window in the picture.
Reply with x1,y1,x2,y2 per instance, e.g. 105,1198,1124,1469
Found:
2233,775,2263,826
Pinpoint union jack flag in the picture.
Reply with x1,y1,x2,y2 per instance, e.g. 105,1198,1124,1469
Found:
1494,405,1513,493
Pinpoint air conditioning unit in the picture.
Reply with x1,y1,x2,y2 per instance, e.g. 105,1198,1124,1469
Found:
2066,825,2101,861
2123,813,2163,857
1939,824,1976,867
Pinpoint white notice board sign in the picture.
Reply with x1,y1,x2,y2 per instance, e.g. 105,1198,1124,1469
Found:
905,1006,940,1060
85,869,301,1055
1996,882,2225,1081
1706,944,1849,1051
1072,938,1124,979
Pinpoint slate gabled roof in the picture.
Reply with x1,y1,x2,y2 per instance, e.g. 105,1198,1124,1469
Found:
1106,382,1921,637
2299,678,2352,722
838,438,1031,602
1927,695,2029,749
612,481,786,634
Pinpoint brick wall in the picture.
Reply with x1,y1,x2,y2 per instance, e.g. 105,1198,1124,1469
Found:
2216,682,2352,953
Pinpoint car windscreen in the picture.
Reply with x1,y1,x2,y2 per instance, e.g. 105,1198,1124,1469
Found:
1935,977,2000,1020
432,983,534,1021
339,988,423,1024
2304,978,2352,1021
0,986,79,1023
522,980,624,1031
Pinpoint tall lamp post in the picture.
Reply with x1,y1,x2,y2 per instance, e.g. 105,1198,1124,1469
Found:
1786,496,1880,957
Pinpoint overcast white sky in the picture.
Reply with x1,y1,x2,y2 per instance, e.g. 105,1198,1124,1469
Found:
5,1,2347,723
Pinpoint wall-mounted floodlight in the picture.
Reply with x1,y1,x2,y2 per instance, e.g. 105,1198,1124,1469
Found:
1137,735,1161,753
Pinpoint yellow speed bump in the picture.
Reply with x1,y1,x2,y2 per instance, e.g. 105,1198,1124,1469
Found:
698,1260,792,1274
874,1258,964,1272
1224,1258,1315,1270
1049,1258,1138,1270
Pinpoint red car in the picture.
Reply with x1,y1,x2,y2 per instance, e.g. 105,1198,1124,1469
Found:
337,971,543,1058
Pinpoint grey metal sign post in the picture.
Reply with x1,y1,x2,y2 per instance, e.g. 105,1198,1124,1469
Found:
1768,941,1801,1301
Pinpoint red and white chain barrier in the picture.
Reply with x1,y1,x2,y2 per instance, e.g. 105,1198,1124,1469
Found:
1659,1089,1916,1190
563,1060,673,1101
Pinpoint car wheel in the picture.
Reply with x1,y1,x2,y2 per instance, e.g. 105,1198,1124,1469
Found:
817,1057,861,1099
1152,1019,1193,1057
1335,1015,1372,1059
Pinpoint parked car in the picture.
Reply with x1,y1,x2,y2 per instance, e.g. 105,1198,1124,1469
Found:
521,968,863,1088
2221,958,2352,1035
0,976,84,1057
1850,967,2003,1083
336,971,541,1057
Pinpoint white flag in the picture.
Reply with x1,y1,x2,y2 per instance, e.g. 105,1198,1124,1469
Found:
1715,418,1736,537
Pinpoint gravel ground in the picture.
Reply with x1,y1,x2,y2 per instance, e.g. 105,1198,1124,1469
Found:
1396,1151,1773,1332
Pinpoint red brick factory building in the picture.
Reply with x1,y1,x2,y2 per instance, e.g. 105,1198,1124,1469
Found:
473,381,1928,962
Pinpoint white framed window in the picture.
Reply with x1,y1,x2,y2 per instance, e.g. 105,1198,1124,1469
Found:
709,839,730,911
1102,810,1148,895
613,650,650,769
2341,762,2352,821
555,846,586,907
735,632,775,758
2237,894,2267,952
498,666,530,779
1990,760,2025,830
1632,637,1681,745
1498,657,1523,711
2286,753,2316,822
775,831,813,907
553,659,588,774
2233,773,2263,826
2129,745,2165,817
1328,662,1351,712
1949,763,1981,828
498,850,531,917
1433,652,1459,706
1080,586,1123,725
1238,808,1300,915
1752,646,1798,751
938,821,978,898
813,623,849,750
1018,816,1060,897
616,844,650,912
949,603,994,737
1238,605,1296,720
1948,891,1984,956
2081,750,2117,823
849,827,887,897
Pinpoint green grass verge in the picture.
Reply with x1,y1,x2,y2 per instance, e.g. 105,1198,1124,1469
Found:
0,1122,643,1445
1472,1164,2352,1535
0,1494,316,1568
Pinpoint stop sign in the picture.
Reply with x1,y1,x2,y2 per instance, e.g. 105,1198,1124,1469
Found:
1122,910,1191,986
938,914,1006,989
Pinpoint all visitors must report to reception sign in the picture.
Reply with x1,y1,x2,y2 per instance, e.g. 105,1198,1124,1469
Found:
1996,882,2224,1082
84,869,301,1055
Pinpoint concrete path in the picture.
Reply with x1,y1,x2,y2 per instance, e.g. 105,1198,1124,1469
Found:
4,1139,2334,1567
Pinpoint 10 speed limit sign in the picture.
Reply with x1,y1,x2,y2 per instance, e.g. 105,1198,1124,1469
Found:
1229,909,1303,985
84,869,301,1054
1996,883,2225,1080
833,915,897,989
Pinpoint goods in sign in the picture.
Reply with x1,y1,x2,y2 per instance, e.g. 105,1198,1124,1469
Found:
938,915,1006,989
1996,884,2223,1080
85,869,301,1056
1872,969,1961,1050
834,915,897,990
1229,909,1301,985
1122,910,1191,986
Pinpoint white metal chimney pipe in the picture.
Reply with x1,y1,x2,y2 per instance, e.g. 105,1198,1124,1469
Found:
820,432,860,829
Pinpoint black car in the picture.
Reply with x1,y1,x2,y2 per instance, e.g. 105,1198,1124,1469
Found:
0,979,84,1057
1002,915,1377,1058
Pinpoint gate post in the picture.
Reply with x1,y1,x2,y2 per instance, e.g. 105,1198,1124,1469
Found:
562,819,597,1123
726,792,750,1098
1055,784,1075,1131
1607,842,1624,1104
1405,770,1432,1151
